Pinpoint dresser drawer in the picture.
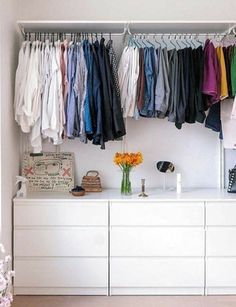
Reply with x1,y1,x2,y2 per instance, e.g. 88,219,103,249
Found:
110,202,204,226
14,258,108,288
111,227,204,256
206,258,236,287
111,257,204,288
14,227,108,257
206,202,236,226
14,201,108,226
206,228,236,256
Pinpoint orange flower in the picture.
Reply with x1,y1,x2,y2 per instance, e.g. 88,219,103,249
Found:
113,152,143,170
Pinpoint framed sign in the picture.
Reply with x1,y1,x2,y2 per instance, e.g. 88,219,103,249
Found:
22,152,74,192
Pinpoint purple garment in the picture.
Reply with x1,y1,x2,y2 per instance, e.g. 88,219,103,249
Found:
202,39,221,105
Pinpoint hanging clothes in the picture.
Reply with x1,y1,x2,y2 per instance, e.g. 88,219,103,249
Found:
216,46,228,100
118,45,139,118
15,33,236,150
175,47,186,129
155,47,170,119
202,39,221,105
14,36,126,152
167,48,178,122
231,46,236,97
192,46,207,124
105,40,126,139
136,48,145,111
140,47,155,117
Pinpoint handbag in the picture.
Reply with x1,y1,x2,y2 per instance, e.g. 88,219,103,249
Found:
81,170,102,192
227,165,236,193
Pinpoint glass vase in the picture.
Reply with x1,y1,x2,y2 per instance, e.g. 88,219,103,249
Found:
121,169,132,195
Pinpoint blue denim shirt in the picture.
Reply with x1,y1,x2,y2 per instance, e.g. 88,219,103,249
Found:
140,47,155,117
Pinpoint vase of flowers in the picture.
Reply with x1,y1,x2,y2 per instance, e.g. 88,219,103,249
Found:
0,244,14,307
114,152,143,195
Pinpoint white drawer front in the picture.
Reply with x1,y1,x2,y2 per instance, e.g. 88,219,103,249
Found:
111,227,204,256
206,202,236,226
110,202,204,226
207,228,236,256
14,202,108,226
14,258,108,288
206,258,236,287
14,227,107,257
111,258,204,287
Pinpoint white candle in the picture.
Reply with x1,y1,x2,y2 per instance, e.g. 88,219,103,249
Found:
176,173,182,194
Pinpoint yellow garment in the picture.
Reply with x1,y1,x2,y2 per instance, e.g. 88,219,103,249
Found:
216,46,228,100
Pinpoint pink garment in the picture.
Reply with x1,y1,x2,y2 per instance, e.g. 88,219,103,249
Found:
202,39,221,105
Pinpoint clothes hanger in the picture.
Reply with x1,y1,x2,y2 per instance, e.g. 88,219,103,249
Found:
145,34,155,48
189,34,197,48
139,34,148,48
179,34,188,48
195,34,203,46
168,34,176,49
153,34,161,48
174,34,182,49
184,33,194,48
161,34,168,48
133,34,142,48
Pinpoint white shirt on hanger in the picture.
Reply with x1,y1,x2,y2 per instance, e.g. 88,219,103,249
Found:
14,41,31,133
221,99,236,149
43,43,61,144
23,41,40,129
41,40,52,139
118,46,139,118
30,41,43,153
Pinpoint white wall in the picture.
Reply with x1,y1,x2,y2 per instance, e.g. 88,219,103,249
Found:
0,0,20,253
41,118,220,189
19,0,236,21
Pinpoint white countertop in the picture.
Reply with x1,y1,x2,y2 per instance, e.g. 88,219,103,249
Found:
13,188,236,202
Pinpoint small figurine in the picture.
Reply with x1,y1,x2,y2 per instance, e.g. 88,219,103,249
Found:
139,178,148,197
16,176,28,198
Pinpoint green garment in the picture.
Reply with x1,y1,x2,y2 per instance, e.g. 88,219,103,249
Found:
231,46,236,96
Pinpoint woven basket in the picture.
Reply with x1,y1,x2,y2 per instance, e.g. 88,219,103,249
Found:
81,170,102,192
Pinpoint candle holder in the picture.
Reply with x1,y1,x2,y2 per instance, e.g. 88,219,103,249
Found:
139,178,148,197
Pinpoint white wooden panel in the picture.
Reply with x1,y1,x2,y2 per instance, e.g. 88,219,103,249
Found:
14,258,108,288
111,227,204,256
207,228,236,256
206,202,236,225
14,227,107,257
111,258,204,288
110,202,204,226
14,202,108,226
206,258,236,287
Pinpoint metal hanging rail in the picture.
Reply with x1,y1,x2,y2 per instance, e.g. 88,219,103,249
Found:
17,20,236,38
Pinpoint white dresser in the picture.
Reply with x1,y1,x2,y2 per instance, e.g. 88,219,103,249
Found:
14,195,108,295
110,200,204,295
206,201,236,294
13,189,236,295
